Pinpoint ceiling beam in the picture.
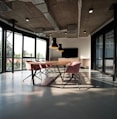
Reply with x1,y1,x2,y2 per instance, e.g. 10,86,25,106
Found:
78,0,82,37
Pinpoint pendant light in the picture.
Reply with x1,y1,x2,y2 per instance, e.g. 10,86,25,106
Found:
58,44,64,52
49,38,58,49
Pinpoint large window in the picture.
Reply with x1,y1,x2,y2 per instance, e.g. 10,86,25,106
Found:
14,33,23,70
36,38,47,61
6,30,13,71
96,35,103,71
91,20,114,77
0,27,2,72
23,36,35,69
23,36,35,57
0,21,48,72
105,30,114,74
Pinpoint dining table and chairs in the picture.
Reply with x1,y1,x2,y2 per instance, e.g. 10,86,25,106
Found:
24,60,81,87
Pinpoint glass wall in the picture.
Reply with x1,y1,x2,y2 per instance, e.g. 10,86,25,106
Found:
6,30,13,71
105,30,114,74
23,36,35,57
36,38,47,61
0,27,2,72
96,35,103,71
91,21,114,76
14,32,23,70
23,36,35,69
0,21,48,73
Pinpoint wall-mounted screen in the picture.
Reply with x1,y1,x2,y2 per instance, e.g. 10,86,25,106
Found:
62,48,78,58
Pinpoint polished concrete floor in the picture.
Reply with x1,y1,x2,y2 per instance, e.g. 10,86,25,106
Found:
0,69,117,119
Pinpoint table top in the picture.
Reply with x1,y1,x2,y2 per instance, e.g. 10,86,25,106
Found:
28,60,71,66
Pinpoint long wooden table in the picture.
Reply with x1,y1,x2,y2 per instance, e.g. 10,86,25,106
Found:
28,60,71,85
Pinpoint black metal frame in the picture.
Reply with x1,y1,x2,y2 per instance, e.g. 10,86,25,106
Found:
0,20,49,73
91,4,117,81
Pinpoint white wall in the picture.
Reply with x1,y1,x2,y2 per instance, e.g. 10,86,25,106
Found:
49,35,91,60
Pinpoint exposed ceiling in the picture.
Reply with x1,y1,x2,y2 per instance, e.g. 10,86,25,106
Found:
0,0,116,38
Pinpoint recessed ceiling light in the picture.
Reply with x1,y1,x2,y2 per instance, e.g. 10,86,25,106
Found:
64,32,67,35
83,30,87,34
88,8,93,14
25,18,30,22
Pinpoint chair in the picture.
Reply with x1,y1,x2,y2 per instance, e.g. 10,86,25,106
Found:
23,61,42,82
38,61,54,74
37,61,49,75
63,61,81,88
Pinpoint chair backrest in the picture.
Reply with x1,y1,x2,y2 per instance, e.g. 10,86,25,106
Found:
25,61,32,70
66,62,81,74
25,61,41,70
37,61,47,69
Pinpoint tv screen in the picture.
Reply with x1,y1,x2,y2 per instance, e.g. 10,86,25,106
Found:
62,48,78,58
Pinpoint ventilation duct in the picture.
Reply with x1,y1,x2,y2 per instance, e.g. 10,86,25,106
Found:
32,0,60,32
0,0,11,11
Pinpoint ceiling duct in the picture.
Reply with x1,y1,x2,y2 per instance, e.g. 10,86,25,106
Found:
0,0,11,11
31,0,60,32
6,0,60,32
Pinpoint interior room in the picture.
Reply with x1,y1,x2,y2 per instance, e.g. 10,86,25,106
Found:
0,0,117,119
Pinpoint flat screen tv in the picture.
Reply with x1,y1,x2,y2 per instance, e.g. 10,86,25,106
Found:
62,48,78,58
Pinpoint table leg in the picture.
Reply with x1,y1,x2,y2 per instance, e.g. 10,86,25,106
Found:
56,65,64,81
31,70,35,85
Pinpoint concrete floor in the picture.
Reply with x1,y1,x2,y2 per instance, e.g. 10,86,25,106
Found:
0,69,117,119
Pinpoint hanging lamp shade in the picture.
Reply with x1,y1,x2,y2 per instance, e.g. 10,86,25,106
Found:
58,44,64,52
49,38,58,49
